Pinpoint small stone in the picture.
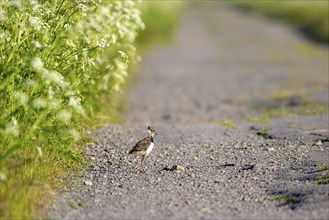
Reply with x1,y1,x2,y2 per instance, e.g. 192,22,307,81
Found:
67,201,78,208
267,147,275,152
201,207,213,214
174,165,185,172
316,140,322,146
84,180,93,186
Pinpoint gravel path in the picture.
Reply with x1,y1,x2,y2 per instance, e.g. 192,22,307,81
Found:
47,3,329,219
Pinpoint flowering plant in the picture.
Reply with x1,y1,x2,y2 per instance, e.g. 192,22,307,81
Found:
0,0,144,165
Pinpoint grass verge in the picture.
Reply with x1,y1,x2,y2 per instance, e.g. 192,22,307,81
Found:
231,0,329,43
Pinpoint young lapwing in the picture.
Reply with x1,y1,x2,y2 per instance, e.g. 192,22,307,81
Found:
129,126,157,172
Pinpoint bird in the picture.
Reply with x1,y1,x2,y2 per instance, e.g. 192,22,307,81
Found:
129,126,157,172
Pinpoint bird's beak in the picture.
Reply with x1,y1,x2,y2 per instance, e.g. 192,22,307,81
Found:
155,132,157,135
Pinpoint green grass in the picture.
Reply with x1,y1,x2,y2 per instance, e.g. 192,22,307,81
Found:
244,89,328,124
287,121,299,128
270,90,293,101
316,173,329,185
218,120,239,129
232,0,329,43
0,1,143,219
271,195,298,202
321,136,328,142
136,1,185,50
244,114,272,123
316,164,329,171
256,127,272,139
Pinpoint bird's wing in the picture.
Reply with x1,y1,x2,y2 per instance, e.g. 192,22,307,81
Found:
132,137,151,151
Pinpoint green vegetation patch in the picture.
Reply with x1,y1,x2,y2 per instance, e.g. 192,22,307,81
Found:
232,0,329,43
137,1,185,48
255,127,273,139
244,89,328,125
244,114,272,123
0,1,144,219
316,173,329,185
271,195,299,203
316,164,329,171
269,192,304,210
218,120,239,129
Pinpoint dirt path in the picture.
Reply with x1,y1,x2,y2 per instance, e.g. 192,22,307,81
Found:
47,3,329,219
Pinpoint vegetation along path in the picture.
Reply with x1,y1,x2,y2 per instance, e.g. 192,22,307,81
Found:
47,3,329,219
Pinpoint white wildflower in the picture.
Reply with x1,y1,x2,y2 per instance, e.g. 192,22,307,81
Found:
25,79,38,88
64,23,72,31
36,147,43,157
112,83,120,92
118,51,128,59
5,117,19,137
69,129,80,142
49,98,61,109
30,57,44,72
78,3,88,16
66,39,76,48
14,91,28,105
113,1,123,10
69,96,85,116
29,16,43,31
87,57,96,66
32,97,47,108
57,109,71,124
0,171,7,182
68,96,80,108
97,39,107,48
115,59,127,73
10,1,24,10
51,71,68,88
0,7,7,21
98,6,109,16
48,86,55,99
65,89,75,96
18,28,26,38
110,34,117,44
30,0,41,10
32,40,42,49
41,70,68,88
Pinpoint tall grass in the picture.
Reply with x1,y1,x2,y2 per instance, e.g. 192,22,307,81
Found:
137,1,185,47
232,0,329,43
0,0,143,218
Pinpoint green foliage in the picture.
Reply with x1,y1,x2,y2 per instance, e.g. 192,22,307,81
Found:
316,173,329,185
316,164,329,171
232,0,329,43
137,1,185,47
0,0,144,218
271,195,298,202
256,127,272,139
0,0,143,164
218,120,239,129
244,114,272,123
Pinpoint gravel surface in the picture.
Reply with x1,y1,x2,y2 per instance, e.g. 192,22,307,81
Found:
47,3,329,219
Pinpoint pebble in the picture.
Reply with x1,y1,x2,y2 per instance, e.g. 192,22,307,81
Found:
84,180,93,186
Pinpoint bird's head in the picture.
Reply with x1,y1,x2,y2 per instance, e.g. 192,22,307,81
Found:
147,126,157,137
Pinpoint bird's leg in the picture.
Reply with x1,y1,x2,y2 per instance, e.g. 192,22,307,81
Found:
140,156,145,172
